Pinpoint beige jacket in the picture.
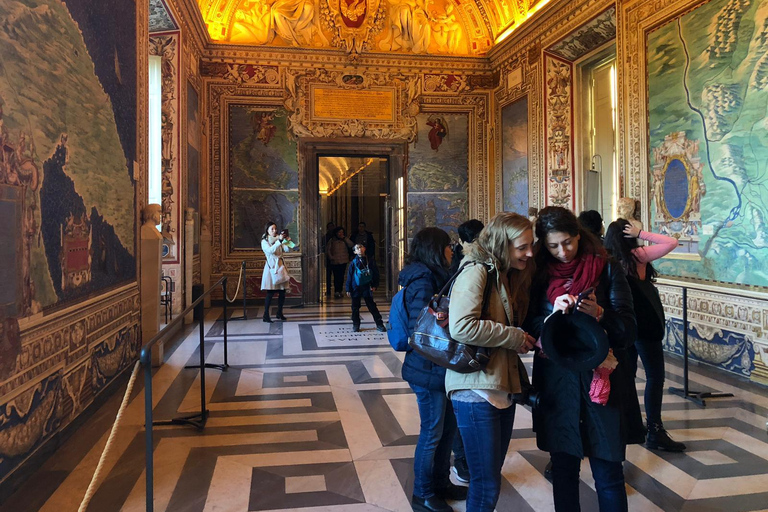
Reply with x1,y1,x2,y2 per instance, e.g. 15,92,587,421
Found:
445,260,528,395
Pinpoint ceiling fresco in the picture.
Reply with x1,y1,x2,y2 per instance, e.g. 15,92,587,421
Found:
196,0,549,55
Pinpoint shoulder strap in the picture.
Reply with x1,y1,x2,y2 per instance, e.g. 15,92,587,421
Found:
480,264,496,318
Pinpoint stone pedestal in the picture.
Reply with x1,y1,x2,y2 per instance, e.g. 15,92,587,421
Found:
201,218,212,308
140,204,163,366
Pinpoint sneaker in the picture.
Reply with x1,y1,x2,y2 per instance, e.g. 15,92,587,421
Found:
436,482,467,501
451,458,469,483
376,324,387,332
646,423,686,452
352,324,360,332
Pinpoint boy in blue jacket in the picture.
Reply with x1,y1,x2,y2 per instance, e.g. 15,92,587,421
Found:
346,244,386,332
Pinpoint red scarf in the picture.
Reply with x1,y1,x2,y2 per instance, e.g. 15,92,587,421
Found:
546,252,607,305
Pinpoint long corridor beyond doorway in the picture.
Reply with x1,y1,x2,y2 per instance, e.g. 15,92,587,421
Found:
320,156,390,301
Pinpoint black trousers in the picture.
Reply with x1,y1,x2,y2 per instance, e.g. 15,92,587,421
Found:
331,264,347,293
264,289,285,317
351,295,383,327
325,258,332,294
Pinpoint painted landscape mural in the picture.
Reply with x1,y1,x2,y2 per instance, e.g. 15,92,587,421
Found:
0,0,138,485
501,96,529,215
407,113,469,239
648,0,768,288
229,105,300,249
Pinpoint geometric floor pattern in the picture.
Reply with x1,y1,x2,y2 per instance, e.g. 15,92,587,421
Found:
2,300,768,512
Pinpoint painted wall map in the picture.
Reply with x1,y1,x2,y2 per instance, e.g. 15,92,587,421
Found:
187,82,201,254
407,113,469,239
229,105,299,249
648,0,768,288
0,0,136,315
0,0,139,487
501,96,529,215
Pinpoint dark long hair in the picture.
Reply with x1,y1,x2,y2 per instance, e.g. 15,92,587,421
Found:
262,221,276,241
407,227,452,284
534,206,606,271
604,219,658,281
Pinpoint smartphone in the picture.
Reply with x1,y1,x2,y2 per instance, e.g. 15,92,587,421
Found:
574,287,595,309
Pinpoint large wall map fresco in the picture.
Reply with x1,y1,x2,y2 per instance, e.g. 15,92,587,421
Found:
0,0,136,316
648,0,768,288
501,96,529,215
0,0,139,486
407,113,469,240
229,105,300,249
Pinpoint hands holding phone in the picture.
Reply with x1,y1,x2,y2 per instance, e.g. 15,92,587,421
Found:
553,287,603,320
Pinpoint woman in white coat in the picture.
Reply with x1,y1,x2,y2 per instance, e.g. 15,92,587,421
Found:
261,221,290,322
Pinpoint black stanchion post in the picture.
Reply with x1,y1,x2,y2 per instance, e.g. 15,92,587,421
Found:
198,301,208,423
223,277,229,367
143,357,154,512
669,285,733,406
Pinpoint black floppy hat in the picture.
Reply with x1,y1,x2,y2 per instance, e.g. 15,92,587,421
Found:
540,310,610,372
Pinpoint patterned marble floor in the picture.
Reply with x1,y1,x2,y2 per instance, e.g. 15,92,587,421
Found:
3,300,768,512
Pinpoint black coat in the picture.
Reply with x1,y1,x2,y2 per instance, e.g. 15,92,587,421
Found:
398,262,450,391
345,256,380,298
525,260,645,461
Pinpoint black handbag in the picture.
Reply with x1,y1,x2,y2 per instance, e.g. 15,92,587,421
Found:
409,262,496,373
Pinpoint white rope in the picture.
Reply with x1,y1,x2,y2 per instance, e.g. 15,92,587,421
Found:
225,262,245,303
78,361,141,512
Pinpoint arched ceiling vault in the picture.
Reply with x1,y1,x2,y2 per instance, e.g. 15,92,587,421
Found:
196,0,550,56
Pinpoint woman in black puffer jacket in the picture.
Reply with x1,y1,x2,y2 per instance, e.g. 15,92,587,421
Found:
525,207,644,512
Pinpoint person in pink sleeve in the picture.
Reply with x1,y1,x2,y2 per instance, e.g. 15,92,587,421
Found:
604,219,686,452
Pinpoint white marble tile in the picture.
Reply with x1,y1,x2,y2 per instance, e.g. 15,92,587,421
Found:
687,450,738,466
688,474,768,500
285,475,327,493
355,460,412,512
502,451,555,512
205,411,340,428
625,444,698,498
284,375,309,383
362,356,395,379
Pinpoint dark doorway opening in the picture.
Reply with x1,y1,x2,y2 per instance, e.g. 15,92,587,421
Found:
300,140,407,305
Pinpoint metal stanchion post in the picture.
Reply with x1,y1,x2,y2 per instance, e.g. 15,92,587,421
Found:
143,360,154,512
669,286,733,406
223,277,229,367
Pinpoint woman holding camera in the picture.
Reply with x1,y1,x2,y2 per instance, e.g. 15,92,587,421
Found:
446,212,537,512
527,207,643,512
261,221,291,323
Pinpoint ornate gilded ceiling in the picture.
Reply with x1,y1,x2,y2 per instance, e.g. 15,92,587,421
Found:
197,0,549,55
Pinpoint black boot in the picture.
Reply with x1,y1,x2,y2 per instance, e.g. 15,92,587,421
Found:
646,422,686,452
263,292,273,323
276,290,286,320
411,495,452,512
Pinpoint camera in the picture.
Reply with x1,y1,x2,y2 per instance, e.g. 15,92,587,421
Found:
512,386,540,410
280,229,290,237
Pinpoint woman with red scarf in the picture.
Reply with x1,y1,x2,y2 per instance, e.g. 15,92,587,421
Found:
525,207,644,512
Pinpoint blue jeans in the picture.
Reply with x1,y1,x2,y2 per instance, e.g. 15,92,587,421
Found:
410,384,456,499
452,399,516,512
628,337,665,425
551,452,627,512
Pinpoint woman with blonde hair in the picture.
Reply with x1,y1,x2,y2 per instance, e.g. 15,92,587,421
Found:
447,212,537,512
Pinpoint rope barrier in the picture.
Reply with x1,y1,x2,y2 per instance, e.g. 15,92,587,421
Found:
78,361,141,512
225,262,245,303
